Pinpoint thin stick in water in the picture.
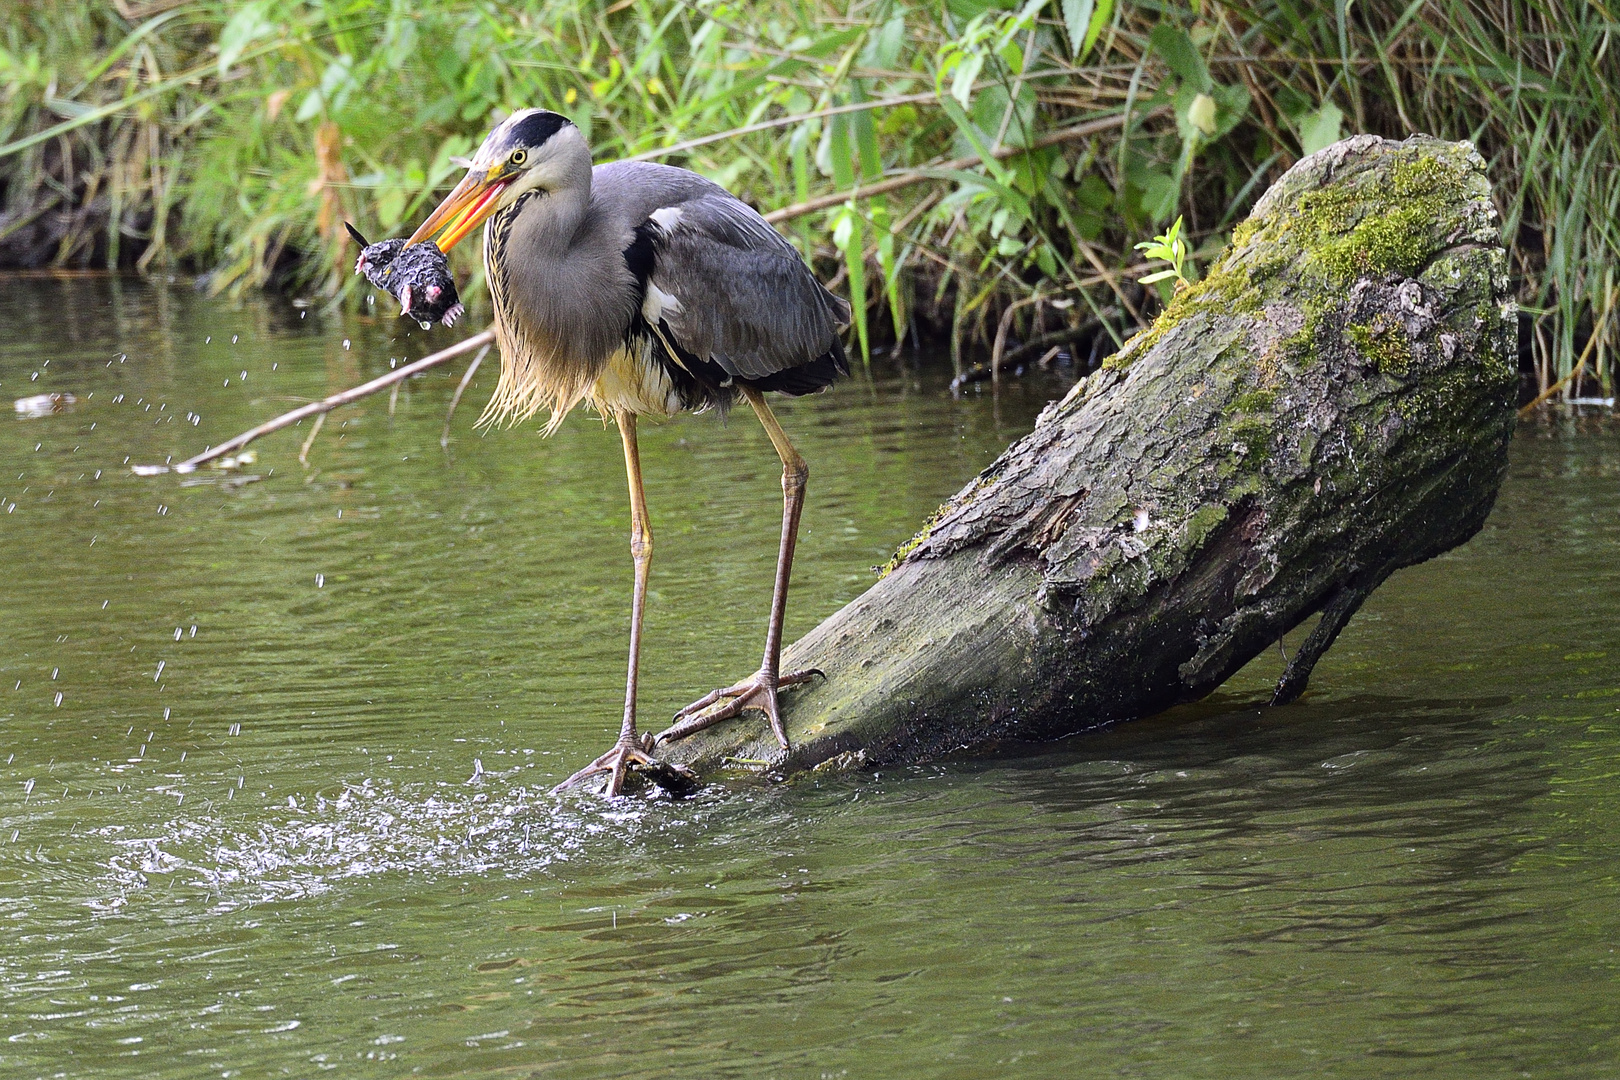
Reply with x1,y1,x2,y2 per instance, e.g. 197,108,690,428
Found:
298,412,325,467
442,342,492,448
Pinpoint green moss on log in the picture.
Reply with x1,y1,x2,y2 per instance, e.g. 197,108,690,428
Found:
1106,139,1489,374
1346,316,1414,376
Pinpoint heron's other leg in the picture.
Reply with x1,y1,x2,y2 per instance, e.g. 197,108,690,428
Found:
555,410,694,796
658,387,822,749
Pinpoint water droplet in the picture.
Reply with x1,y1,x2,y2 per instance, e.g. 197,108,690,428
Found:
153,660,165,681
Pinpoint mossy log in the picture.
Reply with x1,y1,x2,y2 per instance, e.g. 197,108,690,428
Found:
656,135,1518,782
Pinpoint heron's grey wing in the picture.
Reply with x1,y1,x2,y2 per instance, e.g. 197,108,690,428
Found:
644,193,850,381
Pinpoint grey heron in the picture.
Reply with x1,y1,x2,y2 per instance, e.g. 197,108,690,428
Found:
406,109,850,795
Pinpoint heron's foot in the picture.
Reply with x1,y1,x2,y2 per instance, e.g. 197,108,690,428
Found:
551,734,700,797
656,668,824,748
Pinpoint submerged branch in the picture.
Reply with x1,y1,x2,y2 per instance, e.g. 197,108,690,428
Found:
134,329,495,475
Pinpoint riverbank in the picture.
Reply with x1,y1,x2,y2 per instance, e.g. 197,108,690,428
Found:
2,0,1615,391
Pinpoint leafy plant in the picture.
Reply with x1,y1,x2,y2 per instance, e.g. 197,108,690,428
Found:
0,0,1616,395
1134,216,1191,288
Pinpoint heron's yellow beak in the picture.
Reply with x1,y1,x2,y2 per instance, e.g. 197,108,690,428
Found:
406,166,512,252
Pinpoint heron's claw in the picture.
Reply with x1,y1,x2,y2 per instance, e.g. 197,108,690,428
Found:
551,735,699,797
656,668,824,748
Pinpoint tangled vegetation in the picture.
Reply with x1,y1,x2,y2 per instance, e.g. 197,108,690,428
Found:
0,0,1615,391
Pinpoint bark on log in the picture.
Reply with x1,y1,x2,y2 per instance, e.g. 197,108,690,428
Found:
655,135,1518,782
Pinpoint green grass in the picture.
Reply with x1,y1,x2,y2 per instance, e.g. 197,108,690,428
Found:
0,0,1615,390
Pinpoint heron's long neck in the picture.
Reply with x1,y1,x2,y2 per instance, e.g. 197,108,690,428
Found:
481,144,640,426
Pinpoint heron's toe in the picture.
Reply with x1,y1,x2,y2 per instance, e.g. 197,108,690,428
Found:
657,668,824,748
551,738,699,798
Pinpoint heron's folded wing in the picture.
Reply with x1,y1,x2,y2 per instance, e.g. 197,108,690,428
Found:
646,194,849,381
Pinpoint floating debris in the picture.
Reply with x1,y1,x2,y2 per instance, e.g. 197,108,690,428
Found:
14,393,77,418
210,450,257,472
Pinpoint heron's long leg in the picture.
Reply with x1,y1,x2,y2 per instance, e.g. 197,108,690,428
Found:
617,409,652,746
746,386,810,697
554,411,694,796
658,387,822,748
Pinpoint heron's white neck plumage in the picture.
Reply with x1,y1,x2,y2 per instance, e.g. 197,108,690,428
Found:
479,126,642,432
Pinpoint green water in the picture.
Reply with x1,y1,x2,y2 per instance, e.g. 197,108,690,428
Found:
1,279,1617,1078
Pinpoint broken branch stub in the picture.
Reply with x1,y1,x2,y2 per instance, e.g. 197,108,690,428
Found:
656,135,1518,780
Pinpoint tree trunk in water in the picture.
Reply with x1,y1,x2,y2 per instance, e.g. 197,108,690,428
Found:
656,135,1518,782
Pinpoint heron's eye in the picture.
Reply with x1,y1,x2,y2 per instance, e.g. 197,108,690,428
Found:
509,149,527,167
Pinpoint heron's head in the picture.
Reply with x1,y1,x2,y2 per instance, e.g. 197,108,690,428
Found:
406,109,583,252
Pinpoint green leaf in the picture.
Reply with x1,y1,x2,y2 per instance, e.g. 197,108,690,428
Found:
1211,82,1252,138
1060,0,1111,60
969,83,1037,149
294,89,322,123
1060,0,1095,58
862,12,907,69
950,52,984,109
1083,0,1114,55
1299,101,1344,156
1138,269,1180,284
1149,23,1210,92
1035,243,1058,278
1139,171,1180,223
218,0,275,76
827,118,867,364
936,96,1012,184
916,166,1032,220
947,0,1018,18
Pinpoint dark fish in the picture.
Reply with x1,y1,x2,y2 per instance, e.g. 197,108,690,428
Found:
346,222,465,328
